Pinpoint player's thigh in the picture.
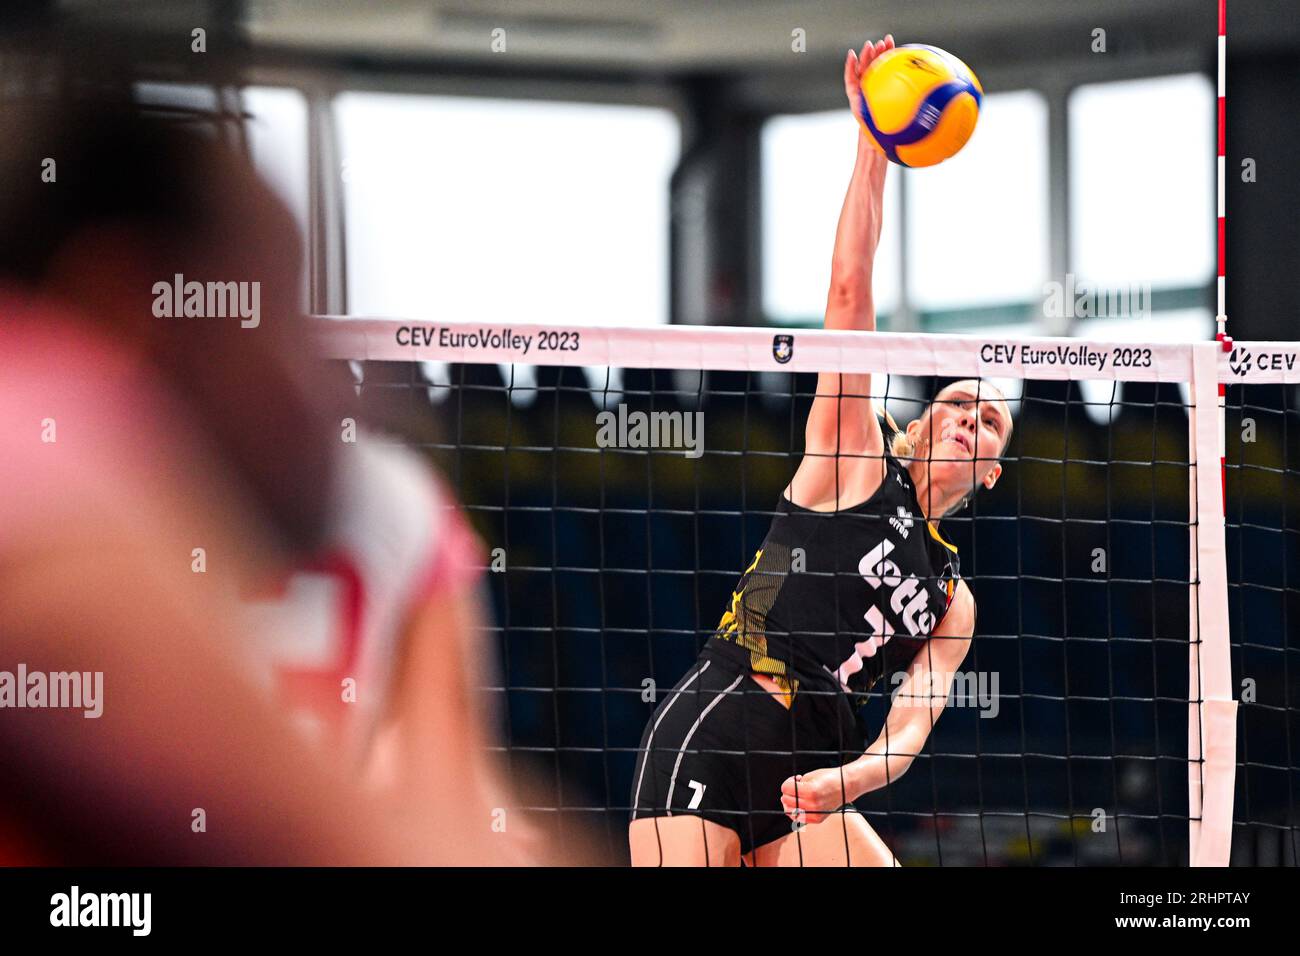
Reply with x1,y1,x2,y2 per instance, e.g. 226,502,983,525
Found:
628,816,741,867
747,809,899,867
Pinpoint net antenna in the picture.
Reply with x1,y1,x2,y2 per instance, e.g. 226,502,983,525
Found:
1187,0,1237,868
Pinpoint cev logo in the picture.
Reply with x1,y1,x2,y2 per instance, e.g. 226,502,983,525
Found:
1229,348,1296,377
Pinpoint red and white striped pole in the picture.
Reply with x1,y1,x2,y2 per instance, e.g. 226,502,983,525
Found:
1216,0,1230,505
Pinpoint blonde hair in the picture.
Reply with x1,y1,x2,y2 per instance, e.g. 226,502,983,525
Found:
883,409,915,459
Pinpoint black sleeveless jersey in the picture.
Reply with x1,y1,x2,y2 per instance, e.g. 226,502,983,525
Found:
705,419,961,717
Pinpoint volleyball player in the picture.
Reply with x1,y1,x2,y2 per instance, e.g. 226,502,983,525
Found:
628,36,1015,866
245,429,550,860
0,72,534,863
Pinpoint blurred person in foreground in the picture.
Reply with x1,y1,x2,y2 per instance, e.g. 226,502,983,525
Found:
0,66,562,863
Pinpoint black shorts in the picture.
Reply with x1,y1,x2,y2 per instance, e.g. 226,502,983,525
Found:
629,650,863,855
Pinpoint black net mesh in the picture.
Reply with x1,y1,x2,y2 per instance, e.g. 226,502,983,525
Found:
1225,379,1300,865
330,350,1256,867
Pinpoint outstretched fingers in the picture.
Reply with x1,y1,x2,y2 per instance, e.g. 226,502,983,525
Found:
859,34,897,72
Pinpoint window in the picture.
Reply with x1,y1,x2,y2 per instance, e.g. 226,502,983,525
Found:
243,87,310,311
133,82,220,132
243,87,310,245
1069,74,1215,290
336,93,679,326
906,90,1050,312
762,111,901,325
133,83,310,310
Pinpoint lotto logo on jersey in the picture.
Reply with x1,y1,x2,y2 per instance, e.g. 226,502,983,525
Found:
836,538,937,688
857,538,936,637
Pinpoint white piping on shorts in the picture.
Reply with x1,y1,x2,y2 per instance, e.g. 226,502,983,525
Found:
630,660,709,818
665,673,745,815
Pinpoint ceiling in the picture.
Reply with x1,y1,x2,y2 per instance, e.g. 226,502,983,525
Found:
46,0,1296,78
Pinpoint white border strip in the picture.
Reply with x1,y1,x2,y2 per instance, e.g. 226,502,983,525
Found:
315,318,1300,386
1216,340,1300,384
1188,344,1238,867
315,317,1197,383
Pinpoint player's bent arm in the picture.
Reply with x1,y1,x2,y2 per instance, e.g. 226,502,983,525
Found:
845,581,976,798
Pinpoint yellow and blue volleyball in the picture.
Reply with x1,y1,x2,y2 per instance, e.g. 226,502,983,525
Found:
856,44,983,168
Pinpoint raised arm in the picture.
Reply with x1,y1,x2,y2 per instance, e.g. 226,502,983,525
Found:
789,37,895,510
824,41,893,328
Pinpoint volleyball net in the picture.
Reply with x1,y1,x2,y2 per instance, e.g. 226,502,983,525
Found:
320,318,1297,866
1223,355,1300,865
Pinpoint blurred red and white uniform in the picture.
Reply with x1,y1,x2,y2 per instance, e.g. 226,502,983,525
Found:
242,434,486,777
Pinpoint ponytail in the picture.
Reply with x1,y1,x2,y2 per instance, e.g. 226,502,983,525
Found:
882,408,915,459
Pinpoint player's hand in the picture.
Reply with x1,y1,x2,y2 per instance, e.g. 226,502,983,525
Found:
779,767,855,826
844,35,896,124
845,36,894,202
